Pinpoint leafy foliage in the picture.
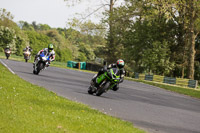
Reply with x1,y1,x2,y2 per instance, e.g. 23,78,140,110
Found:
2,2,200,80
0,8,108,63
101,0,200,79
25,30,50,55
0,26,16,51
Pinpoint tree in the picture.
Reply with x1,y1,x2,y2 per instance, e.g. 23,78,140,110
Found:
66,18,107,61
18,21,34,31
0,8,14,27
149,0,200,79
63,0,122,63
25,31,50,55
106,0,180,75
0,9,16,49
39,24,51,30
0,26,16,52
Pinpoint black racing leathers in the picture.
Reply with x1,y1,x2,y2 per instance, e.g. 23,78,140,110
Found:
94,63,125,91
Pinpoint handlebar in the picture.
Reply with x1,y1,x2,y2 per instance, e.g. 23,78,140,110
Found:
106,69,120,82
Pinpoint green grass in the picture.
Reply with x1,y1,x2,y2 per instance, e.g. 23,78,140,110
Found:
126,78,200,99
0,63,145,133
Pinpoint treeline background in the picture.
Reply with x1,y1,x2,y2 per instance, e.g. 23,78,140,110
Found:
0,8,106,63
1,0,200,80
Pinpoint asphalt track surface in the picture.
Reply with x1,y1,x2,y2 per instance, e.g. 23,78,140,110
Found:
1,59,200,133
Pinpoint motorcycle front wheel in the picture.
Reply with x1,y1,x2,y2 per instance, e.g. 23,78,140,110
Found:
96,81,110,96
6,54,10,59
88,86,94,94
33,62,43,75
37,62,44,74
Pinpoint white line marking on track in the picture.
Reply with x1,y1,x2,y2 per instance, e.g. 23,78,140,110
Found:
0,59,15,74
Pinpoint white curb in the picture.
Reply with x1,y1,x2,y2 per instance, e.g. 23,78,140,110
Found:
0,59,15,74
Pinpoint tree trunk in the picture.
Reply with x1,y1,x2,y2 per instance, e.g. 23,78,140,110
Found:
181,32,187,78
187,32,196,79
187,0,196,79
107,0,115,63
181,67,185,78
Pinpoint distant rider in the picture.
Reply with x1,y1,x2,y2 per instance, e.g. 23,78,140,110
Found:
4,45,11,53
23,46,32,52
4,45,11,58
92,59,126,91
34,44,55,67
23,46,32,57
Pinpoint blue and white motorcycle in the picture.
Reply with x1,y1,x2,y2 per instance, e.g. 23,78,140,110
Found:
33,52,50,75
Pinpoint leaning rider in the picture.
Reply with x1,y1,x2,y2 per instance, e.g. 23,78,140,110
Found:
34,44,55,66
92,59,126,91
4,45,11,53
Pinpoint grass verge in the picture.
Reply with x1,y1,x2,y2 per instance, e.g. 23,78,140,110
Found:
126,78,200,99
0,63,145,133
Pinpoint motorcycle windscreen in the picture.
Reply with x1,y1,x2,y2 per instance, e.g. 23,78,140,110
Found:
40,52,45,57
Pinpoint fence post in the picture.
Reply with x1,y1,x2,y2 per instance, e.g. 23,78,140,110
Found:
78,62,80,69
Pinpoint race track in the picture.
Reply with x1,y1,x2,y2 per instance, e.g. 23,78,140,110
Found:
1,59,200,133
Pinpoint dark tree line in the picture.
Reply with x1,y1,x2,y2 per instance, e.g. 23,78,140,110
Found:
102,0,200,80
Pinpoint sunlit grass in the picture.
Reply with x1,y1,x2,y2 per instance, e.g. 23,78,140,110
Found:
0,63,145,133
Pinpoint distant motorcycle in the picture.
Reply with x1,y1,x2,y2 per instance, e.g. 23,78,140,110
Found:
88,68,120,96
4,49,11,59
33,52,50,75
23,50,31,62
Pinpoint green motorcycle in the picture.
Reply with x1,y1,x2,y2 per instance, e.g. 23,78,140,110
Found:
88,68,120,96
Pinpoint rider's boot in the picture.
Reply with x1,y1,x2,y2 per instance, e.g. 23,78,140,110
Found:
45,62,49,67
112,84,119,91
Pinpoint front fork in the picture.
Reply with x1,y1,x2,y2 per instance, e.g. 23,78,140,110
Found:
33,62,37,71
33,57,40,71
90,74,114,92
